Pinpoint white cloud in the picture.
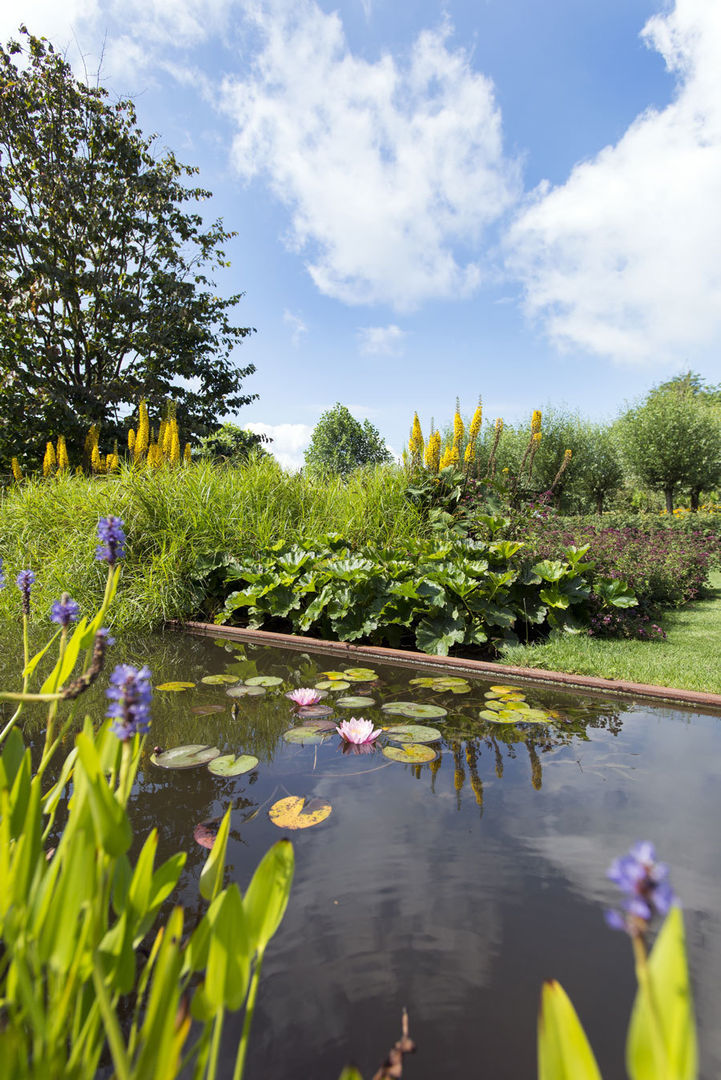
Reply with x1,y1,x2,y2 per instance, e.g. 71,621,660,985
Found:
244,421,313,470
221,0,520,310
283,308,308,346
507,0,721,365
357,324,407,356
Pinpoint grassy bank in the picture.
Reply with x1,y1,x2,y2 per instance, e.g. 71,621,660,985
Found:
0,459,427,630
499,571,721,694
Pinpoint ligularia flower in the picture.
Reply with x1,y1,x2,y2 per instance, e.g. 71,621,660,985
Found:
287,688,322,707
336,717,381,745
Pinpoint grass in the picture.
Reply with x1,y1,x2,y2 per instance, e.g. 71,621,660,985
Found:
0,458,429,630
499,571,721,694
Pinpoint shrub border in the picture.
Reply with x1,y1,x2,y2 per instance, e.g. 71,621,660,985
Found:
174,619,721,711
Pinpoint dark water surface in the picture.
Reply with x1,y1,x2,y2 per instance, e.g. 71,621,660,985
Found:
5,628,721,1079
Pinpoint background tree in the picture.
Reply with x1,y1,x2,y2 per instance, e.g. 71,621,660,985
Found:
304,403,392,477
0,29,256,468
194,423,269,465
618,382,721,512
573,423,624,513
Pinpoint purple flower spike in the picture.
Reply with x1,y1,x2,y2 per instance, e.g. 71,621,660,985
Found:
605,841,676,934
96,516,126,566
0,557,5,590
51,595,80,628
16,570,36,615
106,663,152,741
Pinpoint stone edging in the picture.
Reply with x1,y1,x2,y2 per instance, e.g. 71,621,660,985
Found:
173,620,721,712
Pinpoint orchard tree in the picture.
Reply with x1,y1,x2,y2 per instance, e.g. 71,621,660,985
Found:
304,403,392,477
618,384,721,512
574,424,624,513
195,423,269,464
0,28,256,468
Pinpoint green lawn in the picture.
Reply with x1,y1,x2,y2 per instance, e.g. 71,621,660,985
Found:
499,571,721,694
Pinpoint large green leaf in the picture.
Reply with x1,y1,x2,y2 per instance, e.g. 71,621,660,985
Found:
626,906,697,1080
199,805,231,902
243,839,295,955
414,613,467,656
538,980,602,1080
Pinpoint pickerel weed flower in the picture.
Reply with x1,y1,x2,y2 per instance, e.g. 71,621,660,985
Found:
287,688,322,707
96,516,126,565
605,841,675,933
16,570,35,615
51,594,80,628
0,557,5,590
336,717,381,744
106,663,152,740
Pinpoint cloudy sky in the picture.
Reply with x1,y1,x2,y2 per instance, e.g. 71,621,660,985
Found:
5,0,721,466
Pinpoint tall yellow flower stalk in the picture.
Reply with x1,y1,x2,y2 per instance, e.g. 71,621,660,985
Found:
464,398,483,473
11,457,23,482
169,419,181,465
90,443,102,473
56,435,69,472
425,430,441,473
531,409,542,435
408,412,424,469
453,398,464,448
42,441,56,477
134,400,150,462
184,442,192,464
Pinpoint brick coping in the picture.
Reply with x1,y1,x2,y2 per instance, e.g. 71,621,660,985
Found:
173,620,721,712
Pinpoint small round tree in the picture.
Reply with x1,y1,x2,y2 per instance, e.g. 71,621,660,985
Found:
304,403,392,477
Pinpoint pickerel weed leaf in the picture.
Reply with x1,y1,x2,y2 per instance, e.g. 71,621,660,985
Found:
201,674,238,685
269,795,332,830
245,675,284,687
384,725,442,743
381,702,447,719
538,979,602,1080
208,754,259,777
150,745,221,769
336,695,376,708
383,744,437,764
155,681,196,692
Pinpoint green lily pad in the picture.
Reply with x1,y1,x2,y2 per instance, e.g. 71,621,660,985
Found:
315,679,351,690
381,702,447,719
283,728,328,744
201,674,238,685
226,684,266,698
489,684,521,694
483,699,506,711
383,744,438,764
320,671,349,681
245,675,284,687
301,719,338,731
520,709,550,723
343,667,378,681
151,745,221,769
410,676,470,693
191,704,226,716
495,699,530,712
384,725,441,743
297,704,334,719
492,710,523,724
155,681,196,692
479,709,504,723
336,695,376,708
208,754,259,777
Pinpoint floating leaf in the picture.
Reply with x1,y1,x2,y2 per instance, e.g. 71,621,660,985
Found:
245,676,284,687
479,709,503,723
194,819,221,850
201,674,238,685
301,719,338,731
208,754,259,777
151,745,221,769
191,705,225,716
336,695,376,708
226,685,266,698
489,684,520,694
385,724,441,743
381,701,447,719
343,667,378,681
155,681,196,692
297,704,334,719
383,744,437,764
320,671,348,680
282,728,328,744
521,709,551,723
269,795,332,830
483,699,507,711
410,675,470,693
315,679,351,691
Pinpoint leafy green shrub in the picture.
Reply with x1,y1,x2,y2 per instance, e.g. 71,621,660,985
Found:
204,534,635,655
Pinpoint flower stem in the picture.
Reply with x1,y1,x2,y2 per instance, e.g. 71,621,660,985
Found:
233,951,264,1080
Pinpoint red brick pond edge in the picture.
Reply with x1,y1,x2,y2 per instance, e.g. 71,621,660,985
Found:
172,620,721,713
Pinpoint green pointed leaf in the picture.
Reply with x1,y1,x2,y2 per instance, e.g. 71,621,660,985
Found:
243,838,295,954
538,980,602,1080
199,805,231,902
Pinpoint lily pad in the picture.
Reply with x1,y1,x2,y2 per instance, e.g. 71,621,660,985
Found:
208,754,259,777
315,679,351,691
336,695,376,708
191,704,225,716
483,699,507,711
151,745,221,769
245,675,284,687
282,728,328,744
226,685,266,698
201,674,238,685
382,744,437,764
384,724,441,744
269,795,332,830
410,676,470,693
301,719,338,731
343,667,378,681
381,701,447,719
489,684,521,694
320,671,349,681
519,709,550,723
155,681,196,692
194,818,221,849
479,709,504,723
297,704,335,719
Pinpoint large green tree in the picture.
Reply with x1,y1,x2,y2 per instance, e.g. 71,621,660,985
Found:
304,403,392,476
0,28,256,467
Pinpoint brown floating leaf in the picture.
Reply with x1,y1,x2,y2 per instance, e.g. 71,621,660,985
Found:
191,704,225,716
193,818,221,849
268,795,332,830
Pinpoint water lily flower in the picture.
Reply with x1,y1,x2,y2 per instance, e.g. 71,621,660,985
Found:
605,841,675,933
336,717,381,745
287,688,322,707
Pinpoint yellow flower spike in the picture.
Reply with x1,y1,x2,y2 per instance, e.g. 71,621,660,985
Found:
495,417,503,434
464,442,475,464
184,442,192,463
453,400,464,446
135,400,150,461
42,441,56,477
169,420,181,465
408,411,424,459
448,445,459,467
531,409,542,434
468,399,483,443
11,457,22,481
159,419,170,454
56,435,69,472
564,448,572,460
91,444,101,473
128,428,136,453
533,431,542,444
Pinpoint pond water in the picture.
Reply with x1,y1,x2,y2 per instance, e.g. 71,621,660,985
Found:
5,628,721,1079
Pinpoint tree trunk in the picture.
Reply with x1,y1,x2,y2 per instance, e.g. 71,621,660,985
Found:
596,493,604,514
690,488,700,511
664,488,674,513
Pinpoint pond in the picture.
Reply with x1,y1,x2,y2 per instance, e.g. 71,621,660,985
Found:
5,627,721,1079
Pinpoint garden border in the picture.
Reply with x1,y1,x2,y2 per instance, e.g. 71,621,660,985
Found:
175,620,721,711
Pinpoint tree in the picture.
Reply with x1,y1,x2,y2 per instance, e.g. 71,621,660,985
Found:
573,424,624,513
0,29,256,468
618,384,721,512
304,403,392,476
195,423,270,465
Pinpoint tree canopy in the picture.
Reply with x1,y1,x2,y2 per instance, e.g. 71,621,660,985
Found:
304,403,392,476
0,28,256,467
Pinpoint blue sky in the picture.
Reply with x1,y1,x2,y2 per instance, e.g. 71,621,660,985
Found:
5,0,721,466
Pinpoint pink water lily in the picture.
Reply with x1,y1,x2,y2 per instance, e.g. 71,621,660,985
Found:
336,717,381,744
287,688,322,707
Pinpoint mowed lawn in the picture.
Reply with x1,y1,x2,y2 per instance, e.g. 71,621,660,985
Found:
500,571,721,695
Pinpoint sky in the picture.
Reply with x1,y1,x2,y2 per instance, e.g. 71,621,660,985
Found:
4,0,721,467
